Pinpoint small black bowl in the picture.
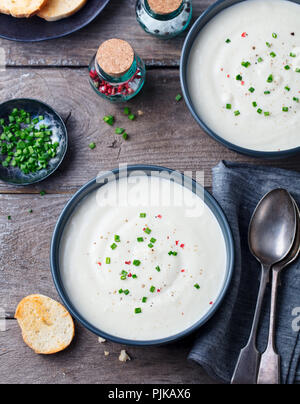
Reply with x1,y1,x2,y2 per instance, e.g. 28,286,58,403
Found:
0,99,68,186
180,0,300,159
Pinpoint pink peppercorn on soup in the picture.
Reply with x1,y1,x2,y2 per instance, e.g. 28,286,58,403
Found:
187,0,300,152
59,175,227,341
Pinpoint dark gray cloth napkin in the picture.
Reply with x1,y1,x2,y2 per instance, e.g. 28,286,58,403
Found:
189,161,300,384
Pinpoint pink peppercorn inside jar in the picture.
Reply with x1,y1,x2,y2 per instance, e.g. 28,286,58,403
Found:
88,38,146,103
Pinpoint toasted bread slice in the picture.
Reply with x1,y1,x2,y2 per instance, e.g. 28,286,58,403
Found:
3,0,48,18
15,294,75,355
38,0,87,21
0,0,11,14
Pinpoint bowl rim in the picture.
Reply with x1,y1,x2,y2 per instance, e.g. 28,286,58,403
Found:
0,97,68,186
50,164,235,346
180,0,300,159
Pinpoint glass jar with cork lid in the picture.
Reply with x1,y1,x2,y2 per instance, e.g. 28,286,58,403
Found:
136,0,192,39
88,39,146,102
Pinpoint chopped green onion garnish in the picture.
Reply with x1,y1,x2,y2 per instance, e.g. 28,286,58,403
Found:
248,87,255,93
270,52,276,58
293,97,300,103
124,289,130,296
295,68,300,73
148,243,154,248
194,284,200,290
225,38,231,43
234,110,240,116
285,86,291,91
122,133,128,140
103,115,114,126
142,297,147,303
155,266,161,272
257,108,263,114
241,61,251,68
252,101,257,107
175,94,182,102
132,274,137,279
150,286,156,293
137,237,144,242
120,275,127,280
7,216,11,220
264,111,270,116
257,57,263,63
40,191,46,196
128,114,136,121
266,42,271,48
123,107,130,115
226,104,232,110
115,128,125,135
114,235,121,242
144,227,151,234
267,74,273,83
133,260,141,266
119,289,123,294
140,213,146,218
282,107,289,112
284,65,290,70
290,52,296,57
272,33,277,39
111,243,117,250
150,238,156,243
236,74,243,81
264,91,271,94
135,308,142,314
89,142,96,150
168,251,178,256
106,257,111,264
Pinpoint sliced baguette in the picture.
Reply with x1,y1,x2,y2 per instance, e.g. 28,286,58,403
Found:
3,0,48,18
0,0,10,15
15,294,75,355
38,0,88,21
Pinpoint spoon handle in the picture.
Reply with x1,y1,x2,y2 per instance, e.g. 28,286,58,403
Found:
257,270,281,384
231,264,270,384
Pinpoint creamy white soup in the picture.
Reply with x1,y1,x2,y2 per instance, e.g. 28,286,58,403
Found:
188,0,300,151
59,175,227,341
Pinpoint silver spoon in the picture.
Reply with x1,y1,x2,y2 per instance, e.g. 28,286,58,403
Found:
257,199,300,384
231,189,297,384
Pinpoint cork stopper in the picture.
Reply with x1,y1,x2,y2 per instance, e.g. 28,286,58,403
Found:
147,0,182,15
96,39,134,78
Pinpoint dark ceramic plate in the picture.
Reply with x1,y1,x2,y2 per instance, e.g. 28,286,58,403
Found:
0,0,110,42
0,99,67,185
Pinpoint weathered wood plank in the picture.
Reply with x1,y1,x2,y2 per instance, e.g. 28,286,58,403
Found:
1,67,300,194
0,0,213,67
0,320,217,384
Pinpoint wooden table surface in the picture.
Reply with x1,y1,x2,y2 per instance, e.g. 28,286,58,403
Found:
1,0,299,385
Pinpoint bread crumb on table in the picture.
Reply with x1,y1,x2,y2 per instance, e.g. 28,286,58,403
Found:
98,337,106,343
119,350,131,362
104,351,110,356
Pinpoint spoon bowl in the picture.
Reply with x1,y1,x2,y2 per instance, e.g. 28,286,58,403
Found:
249,189,297,267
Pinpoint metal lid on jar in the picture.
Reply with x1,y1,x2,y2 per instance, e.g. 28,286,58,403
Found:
147,0,182,15
96,39,134,78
